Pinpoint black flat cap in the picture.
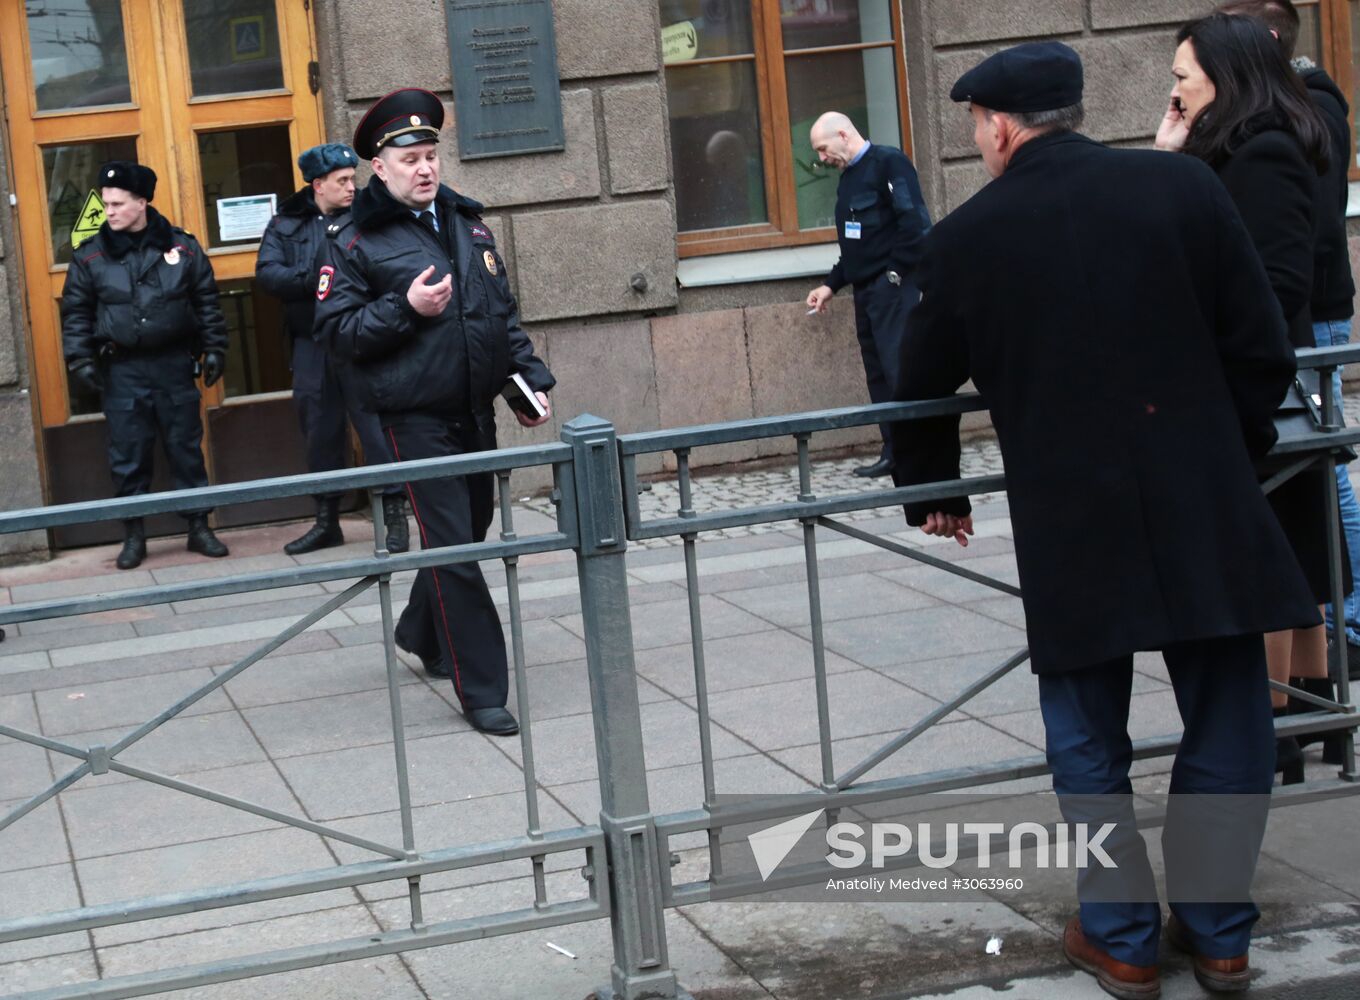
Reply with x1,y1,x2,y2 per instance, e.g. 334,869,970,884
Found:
97,161,156,201
353,88,444,159
950,42,1083,113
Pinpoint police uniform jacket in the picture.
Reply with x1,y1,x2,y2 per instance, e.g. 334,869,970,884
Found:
62,208,226,363
255,187,334,341
826,143,930,292
316,178,553,416
890,131,1320,675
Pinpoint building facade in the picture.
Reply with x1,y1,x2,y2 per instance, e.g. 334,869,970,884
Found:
2,0,1358,560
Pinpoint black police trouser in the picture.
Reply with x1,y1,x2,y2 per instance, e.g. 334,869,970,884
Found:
291,336,399,500
102,348,211,517
384,410,507,710
852,273,920,459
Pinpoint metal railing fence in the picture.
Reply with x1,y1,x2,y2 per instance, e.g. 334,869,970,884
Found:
0,347,1357,999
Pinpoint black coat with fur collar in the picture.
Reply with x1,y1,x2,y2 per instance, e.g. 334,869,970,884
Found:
315,178,552,416
62,207,226,362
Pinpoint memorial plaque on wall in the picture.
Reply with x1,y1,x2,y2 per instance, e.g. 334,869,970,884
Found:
446,0,566,159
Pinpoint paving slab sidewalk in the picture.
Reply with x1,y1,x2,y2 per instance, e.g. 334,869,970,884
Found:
1,448,1358,999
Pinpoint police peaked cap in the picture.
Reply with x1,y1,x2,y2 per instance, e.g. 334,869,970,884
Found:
97,161,156,201
353,88,444,159
299,143,359,182
950,42,1084,113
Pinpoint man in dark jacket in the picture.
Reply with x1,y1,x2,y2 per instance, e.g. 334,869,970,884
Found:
256,143,408,556
62,161,229,570
1220,0,1360,678
806,112,931,478
893,44,1319,996
315,89,555,737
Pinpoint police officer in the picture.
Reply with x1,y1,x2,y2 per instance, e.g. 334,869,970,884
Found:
806,112,931,478
62,162,229,570
316,89,555,737
892,43,1318,994
256,143,409,555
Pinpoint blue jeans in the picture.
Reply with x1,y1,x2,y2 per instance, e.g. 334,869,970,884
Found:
1312,319,1360,646
1038,635,1275,966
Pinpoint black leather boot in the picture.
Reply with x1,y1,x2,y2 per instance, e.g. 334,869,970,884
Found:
284,498,344,555
383,493,410,553
116,518,146,570
186,514,228,558
1293,677,1347,766
1274,705,1305,785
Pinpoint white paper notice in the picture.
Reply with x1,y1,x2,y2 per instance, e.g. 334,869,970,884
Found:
217,193,276,242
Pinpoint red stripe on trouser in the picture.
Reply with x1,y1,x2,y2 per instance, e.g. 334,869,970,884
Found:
386,426,466,703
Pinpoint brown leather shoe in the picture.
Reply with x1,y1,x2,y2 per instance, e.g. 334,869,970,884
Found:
1165,914,1251,993
1063,917,1161,1000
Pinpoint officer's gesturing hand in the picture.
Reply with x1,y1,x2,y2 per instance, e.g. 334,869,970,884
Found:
407,265,453,317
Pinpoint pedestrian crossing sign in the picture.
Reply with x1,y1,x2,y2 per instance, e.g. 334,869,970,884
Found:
70,190,105,250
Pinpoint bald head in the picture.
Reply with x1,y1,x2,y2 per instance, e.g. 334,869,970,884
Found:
811,112,866,170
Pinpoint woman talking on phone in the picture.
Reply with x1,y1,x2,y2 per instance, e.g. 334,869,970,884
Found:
1156,11,1344,784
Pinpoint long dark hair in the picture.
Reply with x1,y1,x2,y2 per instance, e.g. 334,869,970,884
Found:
1177,12,1328,173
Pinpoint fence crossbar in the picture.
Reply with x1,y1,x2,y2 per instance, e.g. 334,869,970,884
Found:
6,898,607,1000
0,533,572,628
0,758,91,834
105,760,406,858
0,444,573,535
815,516,1022,598
0,826,604,945
834,649,1032,790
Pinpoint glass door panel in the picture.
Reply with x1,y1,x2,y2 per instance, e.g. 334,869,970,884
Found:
197,124,294,248
42,136,138,264
27,0,133,111
181,0,285,96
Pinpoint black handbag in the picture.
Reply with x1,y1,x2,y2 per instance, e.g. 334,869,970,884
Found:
1269,368,1356,464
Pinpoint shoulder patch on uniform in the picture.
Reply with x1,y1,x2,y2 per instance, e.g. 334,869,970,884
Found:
317,265,335,301
470,224,491,240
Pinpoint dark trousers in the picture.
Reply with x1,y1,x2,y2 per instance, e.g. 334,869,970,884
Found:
291,337,398,500
384,411,507,710
102,349,210,517
1038,633,1276,966
852,273,920,459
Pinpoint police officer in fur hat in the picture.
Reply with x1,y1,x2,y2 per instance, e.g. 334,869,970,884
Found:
62,161,229,569
315,89,555,736
257,142,409,555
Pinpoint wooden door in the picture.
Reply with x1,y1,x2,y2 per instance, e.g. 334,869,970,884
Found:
1,0,324,544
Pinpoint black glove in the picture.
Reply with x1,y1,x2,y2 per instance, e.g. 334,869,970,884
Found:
202,351,225,388
68,359,104,395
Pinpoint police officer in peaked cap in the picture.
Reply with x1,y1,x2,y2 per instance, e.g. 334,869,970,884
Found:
315,88,556,737
62,161,230,569
256,142,409,556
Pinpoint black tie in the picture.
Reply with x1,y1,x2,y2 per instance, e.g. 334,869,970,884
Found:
418,210,437,235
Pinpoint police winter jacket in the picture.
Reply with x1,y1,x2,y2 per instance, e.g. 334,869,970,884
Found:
1299,63,1355,322
62,207,226,363
316,178,553,416
256,187,335,341
891,131,1318,675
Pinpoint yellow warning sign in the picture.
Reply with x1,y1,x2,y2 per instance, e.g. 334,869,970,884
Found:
70,189,106,250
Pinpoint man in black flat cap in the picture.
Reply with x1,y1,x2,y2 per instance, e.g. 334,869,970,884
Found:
805,112,931,478
257,142,408,556
62,161,230,569
315,88,555,737
890,41,1318,996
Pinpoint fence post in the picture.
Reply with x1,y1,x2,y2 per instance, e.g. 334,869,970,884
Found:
562,415,689,1000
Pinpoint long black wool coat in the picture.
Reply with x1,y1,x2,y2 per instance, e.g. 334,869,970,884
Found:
890,131,1320,674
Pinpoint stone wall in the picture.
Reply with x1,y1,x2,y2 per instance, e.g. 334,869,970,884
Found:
0,99,47,562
